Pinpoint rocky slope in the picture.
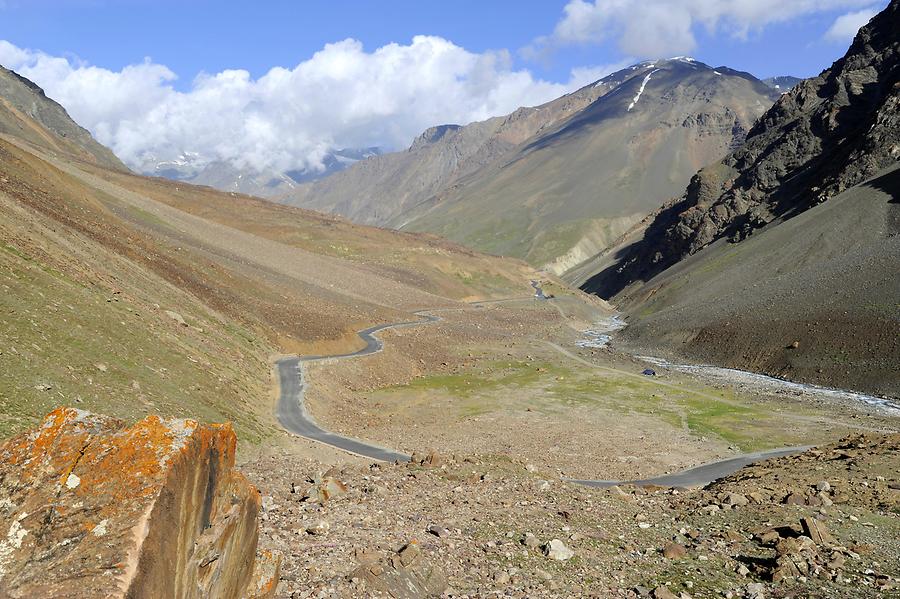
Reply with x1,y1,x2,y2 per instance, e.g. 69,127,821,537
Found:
4,407,895,598
606,166,900,396
580,1,899,396
0,66,126,170
245,433,899,597
0,408,279,598
584,2,899,298
285,60,778,276
400,60,779,275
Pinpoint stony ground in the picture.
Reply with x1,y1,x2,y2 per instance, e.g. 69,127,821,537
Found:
244,434,899,598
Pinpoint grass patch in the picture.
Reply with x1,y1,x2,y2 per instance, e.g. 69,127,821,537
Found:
0,247,275,443
397,360,569,399
377,356,808,451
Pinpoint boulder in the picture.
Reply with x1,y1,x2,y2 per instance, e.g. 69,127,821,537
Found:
306,520,331,536
0,407,278,599
543,539,575,561
317,477,348,503
164,310,188,326
800,516,834,546
652,586,678,599
349,541,447,597
723,492,749,507
426,524,450,539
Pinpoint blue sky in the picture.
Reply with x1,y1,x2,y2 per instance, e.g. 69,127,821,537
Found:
0,0,888,172
0,0,883,84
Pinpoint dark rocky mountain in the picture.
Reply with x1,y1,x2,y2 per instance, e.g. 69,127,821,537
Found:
585,1,899,298
0,66,126,170
286,59,779,276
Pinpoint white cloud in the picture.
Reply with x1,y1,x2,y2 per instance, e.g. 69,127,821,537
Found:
824,7,878,43
567,59,635,88
537,0,880,58
0,37,607,174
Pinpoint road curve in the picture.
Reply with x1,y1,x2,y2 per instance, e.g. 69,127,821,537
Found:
566,446,811,489
274,293,815,487
276,312,440,462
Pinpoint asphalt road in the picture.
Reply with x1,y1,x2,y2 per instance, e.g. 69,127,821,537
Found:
275,312,440,462
566,446,811,488
274,293,814,486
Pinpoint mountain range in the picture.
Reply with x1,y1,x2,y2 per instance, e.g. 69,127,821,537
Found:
147,146,381,197
1,4,899,596
281,59,782,276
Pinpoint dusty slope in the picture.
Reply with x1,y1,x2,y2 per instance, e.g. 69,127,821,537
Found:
69,162,534,304
611,166,900,397
0,73,537,440
0,136,274,441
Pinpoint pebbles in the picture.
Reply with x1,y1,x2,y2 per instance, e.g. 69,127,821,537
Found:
241,433,899,597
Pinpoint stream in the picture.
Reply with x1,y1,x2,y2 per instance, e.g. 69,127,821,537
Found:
578,314,900,415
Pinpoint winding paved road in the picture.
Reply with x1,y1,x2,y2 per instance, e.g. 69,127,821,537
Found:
274,289,813,487
276,312,440,462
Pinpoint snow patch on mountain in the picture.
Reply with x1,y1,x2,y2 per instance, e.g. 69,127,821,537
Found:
627,69,659,111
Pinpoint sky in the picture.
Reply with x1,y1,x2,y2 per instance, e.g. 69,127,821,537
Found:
0,0,888,174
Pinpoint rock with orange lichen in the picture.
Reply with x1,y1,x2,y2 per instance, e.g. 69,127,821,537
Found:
0,407,280,599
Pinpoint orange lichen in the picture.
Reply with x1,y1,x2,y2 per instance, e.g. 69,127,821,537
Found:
0,407,272,599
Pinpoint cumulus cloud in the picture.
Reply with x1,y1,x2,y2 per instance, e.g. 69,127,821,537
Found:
824,7,879,43
532,0,879,59
0,37,612,174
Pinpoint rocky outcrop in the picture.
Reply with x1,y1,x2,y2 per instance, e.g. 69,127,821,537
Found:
585,0,900,298
0,408,279,598
409,124,462,152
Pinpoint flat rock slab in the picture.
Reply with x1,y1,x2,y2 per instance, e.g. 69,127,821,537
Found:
0,407,279,598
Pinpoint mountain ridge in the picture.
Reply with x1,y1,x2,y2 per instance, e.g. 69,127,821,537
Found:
395,58,779,274
0,65,127,171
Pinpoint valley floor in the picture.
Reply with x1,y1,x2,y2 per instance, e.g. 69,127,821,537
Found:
240,289,899,597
